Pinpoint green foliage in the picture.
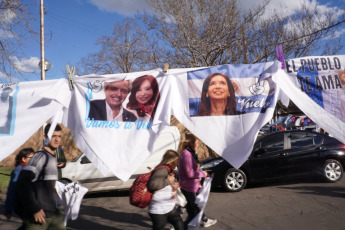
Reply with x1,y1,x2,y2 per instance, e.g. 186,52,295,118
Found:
0,167,13,193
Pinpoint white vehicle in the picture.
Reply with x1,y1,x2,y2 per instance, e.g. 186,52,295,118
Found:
60,126,181,192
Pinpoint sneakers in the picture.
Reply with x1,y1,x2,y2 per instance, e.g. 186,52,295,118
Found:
202,218,217,228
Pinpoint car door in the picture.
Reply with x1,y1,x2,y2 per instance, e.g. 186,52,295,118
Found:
248,133,288,180
283,131,324,176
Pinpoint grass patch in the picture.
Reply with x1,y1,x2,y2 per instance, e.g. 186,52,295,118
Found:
0,167,13,194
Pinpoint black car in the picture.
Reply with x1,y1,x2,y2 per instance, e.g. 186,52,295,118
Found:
200,130,345,192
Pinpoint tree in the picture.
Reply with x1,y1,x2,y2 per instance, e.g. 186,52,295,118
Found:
139,0,345,68
0,0,37,81
78,18,154,75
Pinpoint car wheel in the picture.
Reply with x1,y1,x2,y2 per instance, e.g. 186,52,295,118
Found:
323,159,343,182
222,168,247,192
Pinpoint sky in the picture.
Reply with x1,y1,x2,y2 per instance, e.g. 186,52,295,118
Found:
4,0,345,82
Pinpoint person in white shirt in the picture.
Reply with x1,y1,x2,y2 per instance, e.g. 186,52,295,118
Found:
147,150,183,230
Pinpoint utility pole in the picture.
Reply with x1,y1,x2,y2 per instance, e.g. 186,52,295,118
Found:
40,0,45,80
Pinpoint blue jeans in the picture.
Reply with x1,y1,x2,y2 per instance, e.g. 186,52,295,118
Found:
149,207,184,230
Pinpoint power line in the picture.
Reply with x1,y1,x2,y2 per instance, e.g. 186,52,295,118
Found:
46,11,112,35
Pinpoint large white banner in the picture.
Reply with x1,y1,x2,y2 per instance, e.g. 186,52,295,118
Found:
62,69,173,180
1,55,344,181
0,79,71,161
273,55,345,143
170,62,286,168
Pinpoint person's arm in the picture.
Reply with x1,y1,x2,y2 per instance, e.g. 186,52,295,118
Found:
57,146,66,168
15,153,47,217
147,167,170,192
15,169,43,215
180,151,206,179
4,170,17,219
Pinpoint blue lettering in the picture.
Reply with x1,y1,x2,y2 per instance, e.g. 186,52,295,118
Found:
85,118,93,128
124,121,134,129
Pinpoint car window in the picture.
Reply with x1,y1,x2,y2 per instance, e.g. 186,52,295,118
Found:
255,133,284,152
313,134,323,145
289,132,323,148
80,156,91,164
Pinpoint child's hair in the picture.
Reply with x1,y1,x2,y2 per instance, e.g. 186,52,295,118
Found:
15,148,34,167
158,150,179,166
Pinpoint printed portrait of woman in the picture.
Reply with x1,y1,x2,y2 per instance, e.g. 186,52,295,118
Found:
195,73,238,116
126,75,160,121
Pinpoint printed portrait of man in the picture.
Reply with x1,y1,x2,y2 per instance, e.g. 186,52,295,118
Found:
88,80,137,122
0,87,14,134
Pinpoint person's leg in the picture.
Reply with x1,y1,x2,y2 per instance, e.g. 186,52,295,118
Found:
48,212,66,230
181,189,200,228
22,216,48,230
167,208,184,230
149,213,168,230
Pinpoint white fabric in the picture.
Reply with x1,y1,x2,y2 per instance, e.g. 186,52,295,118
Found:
62,69,172,180
2,55,344,186
148,185,176,214
175,188,187,207
0,79,72,161
55,181,88,226
272,55,345,143
170,63,283,168
188,177,213,229
0,100,10,127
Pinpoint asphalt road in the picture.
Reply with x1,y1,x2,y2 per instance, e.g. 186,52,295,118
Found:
1,176,345,230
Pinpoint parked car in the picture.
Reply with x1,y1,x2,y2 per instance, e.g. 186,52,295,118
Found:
200,130,345,192
60,126,180,192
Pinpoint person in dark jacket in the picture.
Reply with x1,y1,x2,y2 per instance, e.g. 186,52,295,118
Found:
88,80,137,122
4,148,35,220
15,124,66,230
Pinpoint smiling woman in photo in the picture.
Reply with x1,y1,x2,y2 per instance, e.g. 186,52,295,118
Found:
127,75,160,121
195,73,237,116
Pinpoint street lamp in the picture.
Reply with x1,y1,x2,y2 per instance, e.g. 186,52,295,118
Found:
38,58,51,72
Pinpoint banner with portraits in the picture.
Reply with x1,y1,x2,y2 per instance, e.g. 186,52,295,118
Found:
63,69,173,180
169,62,286,168
272,55,345,143
0,55,344,181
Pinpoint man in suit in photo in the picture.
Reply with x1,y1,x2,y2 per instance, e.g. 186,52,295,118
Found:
88,80,137,122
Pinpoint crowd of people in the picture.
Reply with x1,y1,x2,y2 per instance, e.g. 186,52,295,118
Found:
4,74,222,230
4,124,67,230
145,133,217,229
3,124,216,230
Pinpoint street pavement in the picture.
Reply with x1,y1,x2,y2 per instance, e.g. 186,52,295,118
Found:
1,176,345,229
